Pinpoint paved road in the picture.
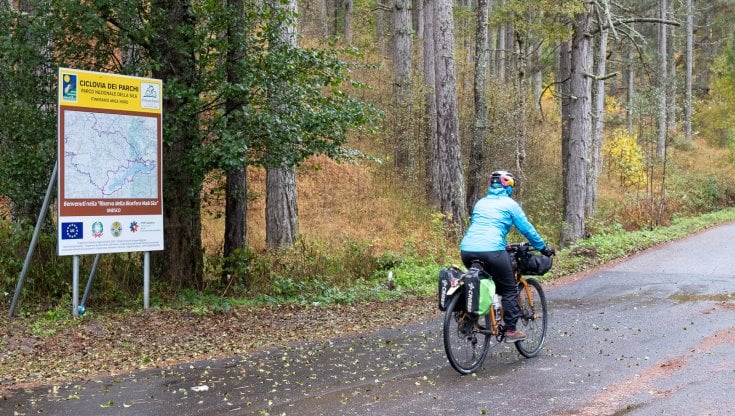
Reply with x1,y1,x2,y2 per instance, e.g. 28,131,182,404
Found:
3,223,735,415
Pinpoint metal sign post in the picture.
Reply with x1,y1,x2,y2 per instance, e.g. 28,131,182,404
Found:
144,251,150,309
72,255,80,316
8,162,57,317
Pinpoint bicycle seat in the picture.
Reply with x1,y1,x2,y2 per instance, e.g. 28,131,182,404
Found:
469,260,484,271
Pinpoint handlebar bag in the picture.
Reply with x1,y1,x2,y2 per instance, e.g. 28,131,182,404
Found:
519,252,553,275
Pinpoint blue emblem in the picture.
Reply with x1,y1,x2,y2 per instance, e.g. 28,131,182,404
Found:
62,73,77,102
61,222,83,240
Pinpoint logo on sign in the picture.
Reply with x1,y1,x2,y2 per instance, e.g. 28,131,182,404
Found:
91,221,104,238
62,73,77,102
61,222,83,240
140,82,160,109
129,221,139,233
111,221,123,238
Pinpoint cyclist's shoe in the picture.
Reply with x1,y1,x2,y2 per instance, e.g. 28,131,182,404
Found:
504,329,527,342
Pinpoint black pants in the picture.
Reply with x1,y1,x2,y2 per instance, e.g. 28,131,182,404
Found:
460,250,521,330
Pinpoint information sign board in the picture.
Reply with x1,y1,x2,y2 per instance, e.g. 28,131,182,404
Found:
57,68,164,255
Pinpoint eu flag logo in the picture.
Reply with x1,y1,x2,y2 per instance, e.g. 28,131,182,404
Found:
62,222,83,240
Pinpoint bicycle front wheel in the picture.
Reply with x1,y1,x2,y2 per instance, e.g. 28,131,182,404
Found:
514,277,548,358
443,293,491,374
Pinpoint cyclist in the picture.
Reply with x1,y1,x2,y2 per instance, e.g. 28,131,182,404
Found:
460,170,554,342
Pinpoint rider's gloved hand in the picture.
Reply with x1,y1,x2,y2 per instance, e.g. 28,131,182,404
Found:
540,246,555,257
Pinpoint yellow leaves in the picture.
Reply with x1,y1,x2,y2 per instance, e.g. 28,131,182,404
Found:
605,95,623,116
602,130,646,189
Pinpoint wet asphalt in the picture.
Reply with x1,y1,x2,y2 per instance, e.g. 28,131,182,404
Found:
3,222,735,415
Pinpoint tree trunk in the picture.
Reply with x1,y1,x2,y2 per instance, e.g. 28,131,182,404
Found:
432,0,466,234
460,0,473,93
699,5,714,94
504,21,515,82
684,0,693,143
561,9,591,247
666,0,676,131
392,0,413,174
224,166,247,276
496,0,506,82
326,0,337,37
150,0,204,288
266,168,298,248
656,0,668,160
467,0,490,208
626,49,635,135
299,0,327,39
559,40,571,243
486,0,495,78
514,34,527,200
423,0,439,207
413,0,423,39
532,44,543,109
587,25,608,218
223,0,248,283
376,0,391,56
266,0,299,249
342,0,353,44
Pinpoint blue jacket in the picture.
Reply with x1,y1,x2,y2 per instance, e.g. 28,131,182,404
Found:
460,187,546,252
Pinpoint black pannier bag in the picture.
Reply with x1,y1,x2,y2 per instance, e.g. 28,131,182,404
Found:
462,267,481,314
438,265,463,311
519,252,553,275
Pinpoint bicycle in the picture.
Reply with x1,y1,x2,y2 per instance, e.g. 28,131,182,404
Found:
442,242,549,375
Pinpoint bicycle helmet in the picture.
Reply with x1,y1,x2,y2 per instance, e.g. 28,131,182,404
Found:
489,170,515,196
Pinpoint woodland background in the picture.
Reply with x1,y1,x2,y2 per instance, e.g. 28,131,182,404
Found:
2,0,735,313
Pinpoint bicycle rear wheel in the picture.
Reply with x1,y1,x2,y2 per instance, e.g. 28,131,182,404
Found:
443,293,491,374
514,277,547,358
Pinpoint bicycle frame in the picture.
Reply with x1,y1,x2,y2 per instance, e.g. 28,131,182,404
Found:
517,275,537,320
480,276,535,340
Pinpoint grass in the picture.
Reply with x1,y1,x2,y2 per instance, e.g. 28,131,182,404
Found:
312,204,735,302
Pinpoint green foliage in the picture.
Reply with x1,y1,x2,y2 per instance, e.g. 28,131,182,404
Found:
174,289,238,316
389,259,444,297
237,238,382,290
0,4,57,221
1,0,379,292
665,162,735,214
214,233,454,306
0,221,73,312
696,32,735,160
493,0,584,43
30,304,75,337
3,0,379,183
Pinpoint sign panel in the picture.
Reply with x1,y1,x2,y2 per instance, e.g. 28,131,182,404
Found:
57,68,164,255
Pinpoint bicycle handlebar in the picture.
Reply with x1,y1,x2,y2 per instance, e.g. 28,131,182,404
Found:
506,242,533,251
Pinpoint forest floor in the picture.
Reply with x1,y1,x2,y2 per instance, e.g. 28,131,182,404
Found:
0,297,441,396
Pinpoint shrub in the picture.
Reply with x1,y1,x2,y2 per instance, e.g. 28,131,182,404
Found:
603,129,646,189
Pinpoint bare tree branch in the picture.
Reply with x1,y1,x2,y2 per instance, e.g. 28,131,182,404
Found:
590,17,681,36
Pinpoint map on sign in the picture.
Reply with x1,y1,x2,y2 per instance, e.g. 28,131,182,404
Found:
63,110,158,199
